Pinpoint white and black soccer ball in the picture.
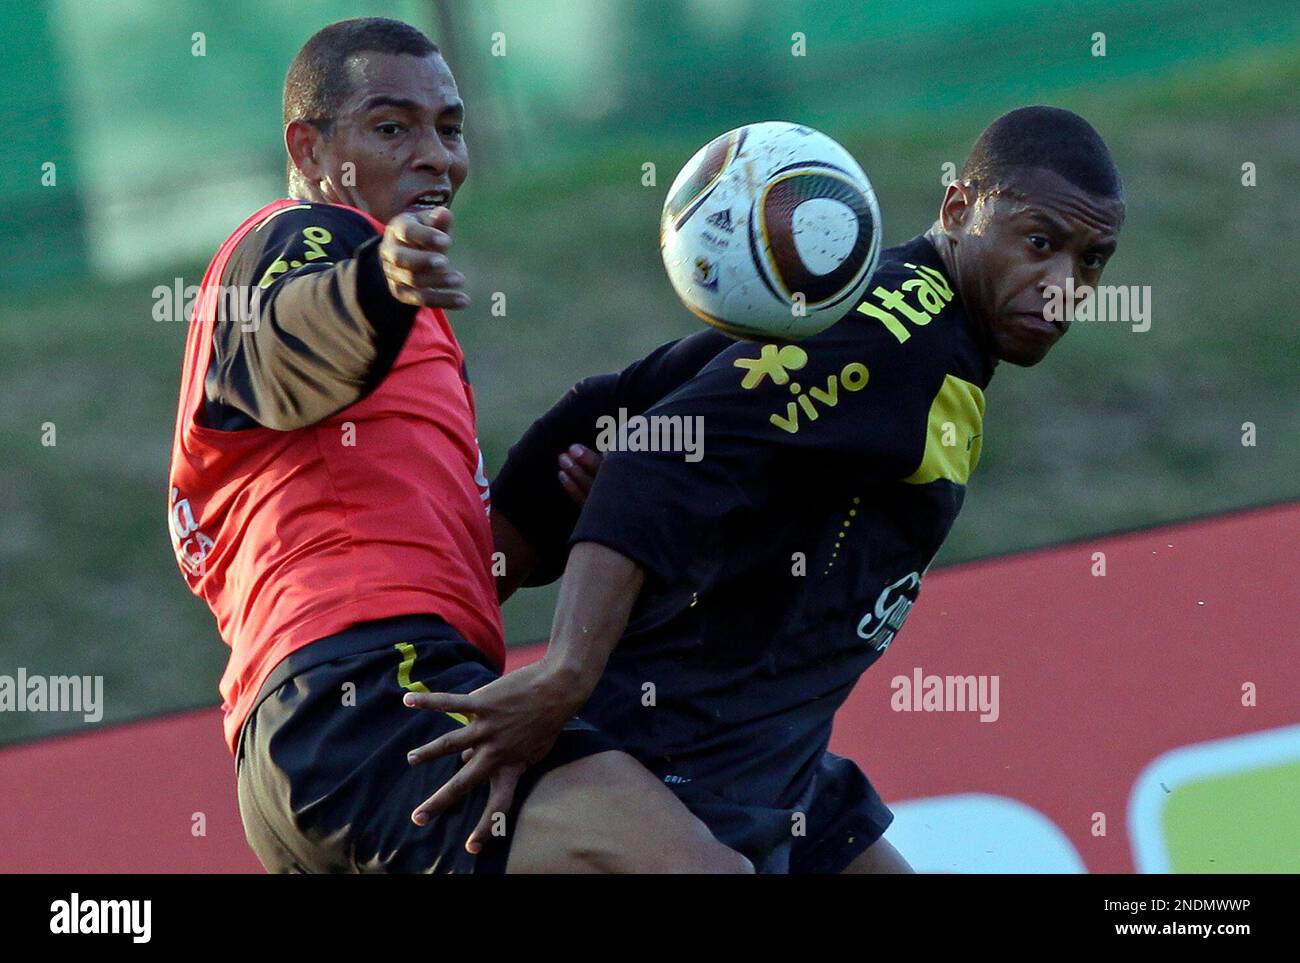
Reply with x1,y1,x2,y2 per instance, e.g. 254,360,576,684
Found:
660,121,882,340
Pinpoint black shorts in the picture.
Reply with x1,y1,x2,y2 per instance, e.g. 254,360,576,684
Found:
235,614,617,873
582,656,895,873
661,750,894,874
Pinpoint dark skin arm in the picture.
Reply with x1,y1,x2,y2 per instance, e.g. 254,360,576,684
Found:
490,513,537,605
492,443,603,604
403,540,644,853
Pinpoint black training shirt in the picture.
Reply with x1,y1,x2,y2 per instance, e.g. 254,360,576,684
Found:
494,233,998,784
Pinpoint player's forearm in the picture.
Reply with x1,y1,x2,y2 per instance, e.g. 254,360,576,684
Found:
540,541,645,694
249,242,412,427
213,237,415,431
488,375,619,584
490,510,538,603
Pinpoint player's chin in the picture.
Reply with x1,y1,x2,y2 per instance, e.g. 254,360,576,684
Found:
997,335,1058,367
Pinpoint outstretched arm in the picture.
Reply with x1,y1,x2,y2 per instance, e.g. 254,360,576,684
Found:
543,541,646,694
206,205,465,431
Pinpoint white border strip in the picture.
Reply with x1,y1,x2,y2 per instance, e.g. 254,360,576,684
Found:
1128,723,1300,873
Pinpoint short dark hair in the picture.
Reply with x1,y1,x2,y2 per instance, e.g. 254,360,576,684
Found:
282,17,440,194
959,106,1123,202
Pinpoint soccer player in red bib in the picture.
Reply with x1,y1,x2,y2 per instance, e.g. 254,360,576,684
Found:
167,17,750,874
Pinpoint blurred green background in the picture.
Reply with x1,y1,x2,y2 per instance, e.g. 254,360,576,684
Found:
1,0,1297,742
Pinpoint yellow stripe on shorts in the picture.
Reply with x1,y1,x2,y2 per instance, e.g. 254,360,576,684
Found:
394,642,469,726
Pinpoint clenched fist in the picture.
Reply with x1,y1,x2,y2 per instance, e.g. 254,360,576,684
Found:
380,207,470,310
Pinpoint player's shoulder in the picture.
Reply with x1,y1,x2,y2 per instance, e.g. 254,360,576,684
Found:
839,232,990,383
858,233,960,329
221,200,380,288
873,233,945,278
802,234,961,367
237,199,378,247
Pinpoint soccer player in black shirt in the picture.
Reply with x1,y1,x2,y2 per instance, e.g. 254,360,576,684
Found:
406,107,1126,872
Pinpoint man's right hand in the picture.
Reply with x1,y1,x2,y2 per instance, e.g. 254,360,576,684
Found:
380,208,470,310
558,443,604,507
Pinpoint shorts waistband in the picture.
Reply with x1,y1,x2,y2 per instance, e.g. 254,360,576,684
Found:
244,613,478,741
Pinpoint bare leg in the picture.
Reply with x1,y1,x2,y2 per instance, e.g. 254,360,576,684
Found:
841,836,915,874
506,750,753,874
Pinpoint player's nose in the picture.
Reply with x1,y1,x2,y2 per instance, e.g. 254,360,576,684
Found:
1037,257,1079,332
411,128,454,175
1038,254,1079,301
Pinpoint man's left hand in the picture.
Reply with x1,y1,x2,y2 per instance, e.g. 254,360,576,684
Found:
403,658,588,854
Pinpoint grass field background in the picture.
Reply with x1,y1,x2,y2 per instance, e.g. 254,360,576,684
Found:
1,1,1297,742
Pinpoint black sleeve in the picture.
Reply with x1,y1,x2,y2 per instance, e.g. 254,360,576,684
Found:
202,203,417,431
570,322,947,586
491,329,732,585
